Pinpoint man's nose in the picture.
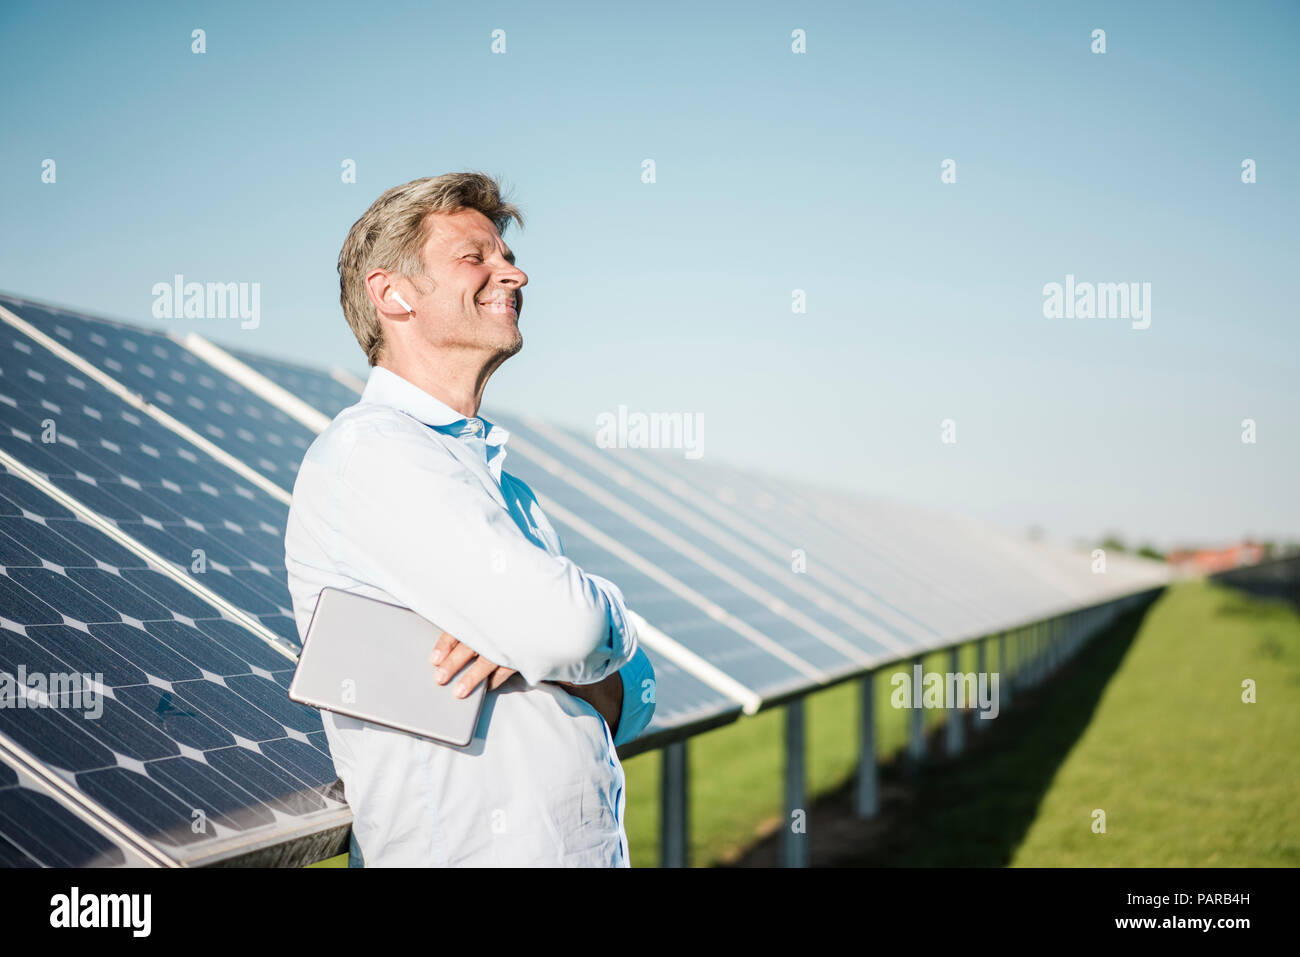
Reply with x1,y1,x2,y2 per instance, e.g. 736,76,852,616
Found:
497,262,527,287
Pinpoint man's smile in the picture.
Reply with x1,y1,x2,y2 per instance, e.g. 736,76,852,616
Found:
476,293,519,316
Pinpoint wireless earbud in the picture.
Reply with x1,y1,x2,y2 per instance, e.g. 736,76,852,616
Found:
393,292,414,313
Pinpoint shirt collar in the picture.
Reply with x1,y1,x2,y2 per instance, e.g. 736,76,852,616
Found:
360,365,510,479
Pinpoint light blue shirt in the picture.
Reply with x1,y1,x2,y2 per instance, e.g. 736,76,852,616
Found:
284,365,655,866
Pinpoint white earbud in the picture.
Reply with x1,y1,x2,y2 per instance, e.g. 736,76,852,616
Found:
393,292,414,313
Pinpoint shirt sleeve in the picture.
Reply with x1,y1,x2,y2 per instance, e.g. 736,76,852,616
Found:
612,646,656,747
326,424,638,687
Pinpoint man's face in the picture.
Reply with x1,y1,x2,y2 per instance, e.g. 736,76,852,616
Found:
406,207,527,362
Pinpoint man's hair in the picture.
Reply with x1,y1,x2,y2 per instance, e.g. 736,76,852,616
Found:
337,171,524,366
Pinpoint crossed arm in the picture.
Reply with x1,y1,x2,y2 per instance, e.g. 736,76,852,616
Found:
429,631,624,734
332,427,654,741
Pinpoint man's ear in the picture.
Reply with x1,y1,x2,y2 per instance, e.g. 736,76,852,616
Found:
364,269,415,319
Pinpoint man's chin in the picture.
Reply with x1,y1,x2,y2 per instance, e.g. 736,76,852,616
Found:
498,332,523,358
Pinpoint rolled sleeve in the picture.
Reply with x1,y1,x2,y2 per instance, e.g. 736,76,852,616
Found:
612,646,656,747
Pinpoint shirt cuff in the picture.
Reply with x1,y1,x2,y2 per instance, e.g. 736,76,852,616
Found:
612,646,656,747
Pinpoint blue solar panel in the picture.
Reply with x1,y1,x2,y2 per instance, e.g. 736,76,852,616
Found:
611,451,992,640
0,318,300,646
226,348,364,420
0,463,345,864
705,468,1032,636
626,651,741,741
1,296,314,486
599,449,959,633
602,449,1148,647
489,414,926,663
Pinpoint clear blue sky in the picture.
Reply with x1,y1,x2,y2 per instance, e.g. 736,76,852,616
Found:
1,0,1296,550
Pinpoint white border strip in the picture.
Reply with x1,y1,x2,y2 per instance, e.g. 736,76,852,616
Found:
0,449,299,662
0,304,292,508
330,367,367,394
627,611,761,714
174,333,332,433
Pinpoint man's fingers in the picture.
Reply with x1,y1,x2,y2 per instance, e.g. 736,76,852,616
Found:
429,634,515,694
453,657,498,698
435,641,477,684
430,631,458,667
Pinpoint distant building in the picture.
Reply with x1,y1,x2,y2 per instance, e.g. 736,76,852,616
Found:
1165,542,1267,575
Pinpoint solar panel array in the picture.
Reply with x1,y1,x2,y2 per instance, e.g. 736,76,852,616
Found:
0,291,1171,866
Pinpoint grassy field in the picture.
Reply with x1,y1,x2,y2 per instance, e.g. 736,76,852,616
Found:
1009,579,1299,866
309,579,1299,867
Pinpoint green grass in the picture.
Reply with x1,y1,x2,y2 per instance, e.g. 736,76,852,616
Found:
1009,580,1300,866
310,580,1299,867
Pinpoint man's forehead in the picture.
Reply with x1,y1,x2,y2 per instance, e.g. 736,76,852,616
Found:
423,208,502,248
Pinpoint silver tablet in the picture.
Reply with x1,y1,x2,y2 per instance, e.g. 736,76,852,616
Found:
288,587,487,747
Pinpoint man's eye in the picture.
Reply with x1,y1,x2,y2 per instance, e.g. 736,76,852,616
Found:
464,255,483,263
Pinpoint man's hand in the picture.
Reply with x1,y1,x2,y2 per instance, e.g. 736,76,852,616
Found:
431,632,517,698
547,674,623,736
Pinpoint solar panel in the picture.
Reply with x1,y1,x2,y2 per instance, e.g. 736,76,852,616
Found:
0,461,347,865
619,450,1168,644
782,480,1042,633
225,348,363,420
491,413,927,660
0,748,156,867
774,475,1169,626
0,314,300,646
1,295,312,486
607,451,987,634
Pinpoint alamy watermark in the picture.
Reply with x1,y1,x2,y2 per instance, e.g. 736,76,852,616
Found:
595,405,704,459
1,667,104,719
151,274,260,329
1042,274,1151,329
890,663,1000,720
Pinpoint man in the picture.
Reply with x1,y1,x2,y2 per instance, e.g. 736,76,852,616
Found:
284,171,655,867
